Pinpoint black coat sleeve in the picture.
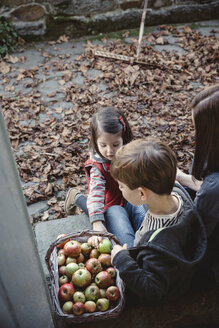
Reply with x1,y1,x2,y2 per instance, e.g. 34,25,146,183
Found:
113,249,173,304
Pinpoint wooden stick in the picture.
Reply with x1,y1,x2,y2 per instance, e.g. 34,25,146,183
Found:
136,0,148,59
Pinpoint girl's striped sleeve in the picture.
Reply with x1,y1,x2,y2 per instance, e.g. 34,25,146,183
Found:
87,165,106,223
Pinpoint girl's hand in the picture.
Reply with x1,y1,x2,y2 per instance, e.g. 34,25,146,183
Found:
88,221,107,248
111,243,128,262
87,235,103,248
92,221,107,233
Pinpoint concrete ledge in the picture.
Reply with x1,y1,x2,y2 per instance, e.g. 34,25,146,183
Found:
34,214,219,328
34,214,91,275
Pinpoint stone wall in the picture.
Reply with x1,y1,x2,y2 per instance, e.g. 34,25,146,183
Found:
0,0,218,38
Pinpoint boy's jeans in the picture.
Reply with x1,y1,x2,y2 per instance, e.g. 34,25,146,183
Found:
75,194,146,247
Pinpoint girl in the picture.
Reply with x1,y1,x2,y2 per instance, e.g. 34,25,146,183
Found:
64,106,146,247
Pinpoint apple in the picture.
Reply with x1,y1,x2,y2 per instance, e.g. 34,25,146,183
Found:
58,265,66,276
106,267,116,278
64,240,81,257
58,248,65,255
81,243,92,256
58,283,74,302
59,275,69,286
95,271,112,289
87,236,94,245
85,285,100,302
73,291,86,304
72,302,85,316
78,263,85,268
65,262,79,278
98,254,111,267
72,268,92,288
86,258,102,275
57,253,66,266
77,253,85,264
62,301,73,314
96,298,109,312
89,248,100,259
56,234,70,248
99,288,106,298
97,238,112,254
84,301,96,313
66,257,77,265
106,286,120,301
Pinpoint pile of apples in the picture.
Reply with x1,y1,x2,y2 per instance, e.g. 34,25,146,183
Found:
56,235,120,316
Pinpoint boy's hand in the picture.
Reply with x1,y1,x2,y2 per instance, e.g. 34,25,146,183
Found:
111,243,128,262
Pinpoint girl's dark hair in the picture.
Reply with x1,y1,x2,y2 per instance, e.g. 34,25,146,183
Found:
89,107,133,157
192,84,219,180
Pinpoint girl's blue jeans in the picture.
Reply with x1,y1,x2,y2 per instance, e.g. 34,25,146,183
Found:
75,194,146,247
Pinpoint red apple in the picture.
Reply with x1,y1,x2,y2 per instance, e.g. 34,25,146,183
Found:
59,275,69,286
65,262,79,278
66,256,77,265
58,265,66,276
72,302,85,316
56,234,70,248
87,236,94,245
85,285,100,302
90,248,100,259
64,240,81,257
106,286,120,301
62,301,73,314
98,254,111,267
106,267,116,278
96,298,109,312
81,243,92,256
73,291,86,304
58,283,74,302
76,253,85,264
72,268,92,288
95,271,112,289
86,258,102,275
84,301,96,313
58,248,65,255
57,253,66,266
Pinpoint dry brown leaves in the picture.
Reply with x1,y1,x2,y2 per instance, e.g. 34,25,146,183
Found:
1,25,218,221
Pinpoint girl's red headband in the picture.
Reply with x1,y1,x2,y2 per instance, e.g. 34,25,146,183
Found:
119,116,126,132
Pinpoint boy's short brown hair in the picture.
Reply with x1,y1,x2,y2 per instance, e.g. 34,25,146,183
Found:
111,138,177,195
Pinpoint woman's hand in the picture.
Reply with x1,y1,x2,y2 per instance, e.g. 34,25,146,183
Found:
176,168,202,191
111,243,128,262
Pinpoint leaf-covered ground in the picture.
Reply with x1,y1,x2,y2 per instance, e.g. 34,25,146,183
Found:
1,24,218,222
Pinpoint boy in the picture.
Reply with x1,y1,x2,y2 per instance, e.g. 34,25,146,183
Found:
110,138,207,304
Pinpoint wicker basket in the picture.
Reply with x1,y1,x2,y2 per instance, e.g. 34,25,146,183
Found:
45,230,125,324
